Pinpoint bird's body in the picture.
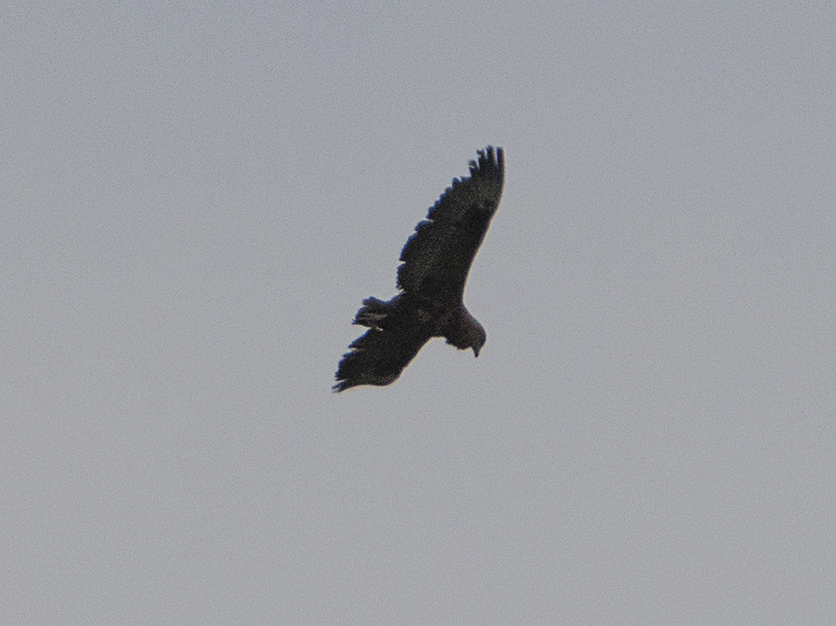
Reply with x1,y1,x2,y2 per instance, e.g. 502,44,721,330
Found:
333,146,504,391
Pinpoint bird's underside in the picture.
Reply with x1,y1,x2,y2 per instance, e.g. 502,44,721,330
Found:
333,294,486,392
333,146,504,392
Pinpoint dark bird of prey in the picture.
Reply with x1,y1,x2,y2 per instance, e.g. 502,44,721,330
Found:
333,146,504,392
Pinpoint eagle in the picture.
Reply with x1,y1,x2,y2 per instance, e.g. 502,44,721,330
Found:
333,146,504,392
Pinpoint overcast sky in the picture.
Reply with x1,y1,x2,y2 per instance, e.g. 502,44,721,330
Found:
3,1,835,624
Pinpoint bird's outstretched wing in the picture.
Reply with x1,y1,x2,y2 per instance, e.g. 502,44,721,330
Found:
333,322,432,392
396,147,504,301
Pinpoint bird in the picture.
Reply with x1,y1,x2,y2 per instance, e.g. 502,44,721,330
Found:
333,146,504,392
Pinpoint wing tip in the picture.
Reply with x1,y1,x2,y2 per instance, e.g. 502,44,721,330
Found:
470,145,504,182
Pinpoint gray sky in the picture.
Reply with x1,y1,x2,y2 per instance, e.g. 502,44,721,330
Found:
4,1,835,624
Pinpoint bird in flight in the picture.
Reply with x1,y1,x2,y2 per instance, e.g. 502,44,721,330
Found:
333,146,505,392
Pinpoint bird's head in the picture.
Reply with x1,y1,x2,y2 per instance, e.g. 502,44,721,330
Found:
470,319,486,358
446,306,487,357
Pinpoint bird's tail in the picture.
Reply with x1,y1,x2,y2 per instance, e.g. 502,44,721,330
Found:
354,297,391,329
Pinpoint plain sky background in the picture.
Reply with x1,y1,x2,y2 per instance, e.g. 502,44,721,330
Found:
3,1,835,624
